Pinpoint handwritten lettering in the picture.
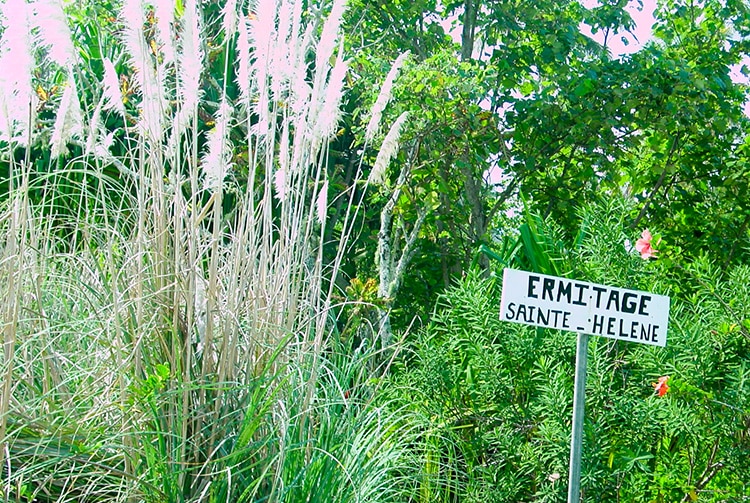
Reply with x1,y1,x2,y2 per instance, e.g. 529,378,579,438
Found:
500,269,669,347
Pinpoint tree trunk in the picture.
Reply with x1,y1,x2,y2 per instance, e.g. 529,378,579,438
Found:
461,0,479,61
376,164,428,349
460,159,490,270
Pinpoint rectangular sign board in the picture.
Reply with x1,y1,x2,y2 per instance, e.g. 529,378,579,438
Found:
500,268,670,347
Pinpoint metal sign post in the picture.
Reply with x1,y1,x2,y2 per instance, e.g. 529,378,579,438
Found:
499,268,670,502
567,331,589,503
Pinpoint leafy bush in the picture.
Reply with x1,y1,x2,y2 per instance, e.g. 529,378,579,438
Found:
387,200,750,502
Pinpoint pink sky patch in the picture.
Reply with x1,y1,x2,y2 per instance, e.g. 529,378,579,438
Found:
579,0,657,56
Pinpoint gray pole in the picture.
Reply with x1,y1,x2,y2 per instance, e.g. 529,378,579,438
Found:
567,331,589,503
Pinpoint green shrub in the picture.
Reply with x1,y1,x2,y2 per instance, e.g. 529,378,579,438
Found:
387,199,750,502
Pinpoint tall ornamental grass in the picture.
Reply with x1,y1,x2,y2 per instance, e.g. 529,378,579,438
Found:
0,0,418,500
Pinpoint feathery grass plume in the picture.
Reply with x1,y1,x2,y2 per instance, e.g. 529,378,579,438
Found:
315,0,346,83
365,51,410,143
153,0,176,65
0,0,36,143
369,111,408,185
287,0,305,94
275,119,291,203
101,58,126,117
172,0,204,137
316,42,347,142
85,82,120,159
309,0,344,141
290,0,303,42
33,0,76,67
289,24,314,117
221,0,238,40
85,96,105,155
50,78,84,159
202,99,233,191
270,0,294,99
247,0,277,136
92,131,117,161
120,0,166,143
274,167,287,201
179,0,203,106
235,14,252,107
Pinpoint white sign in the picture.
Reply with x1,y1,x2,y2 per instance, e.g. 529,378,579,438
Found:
500,268,669,347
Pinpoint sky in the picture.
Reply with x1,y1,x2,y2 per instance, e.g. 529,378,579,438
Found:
579,0,658,56
440,0,659,60
580,0,749,86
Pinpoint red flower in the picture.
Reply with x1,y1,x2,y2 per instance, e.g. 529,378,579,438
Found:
636,229,657,260
652,376,669,397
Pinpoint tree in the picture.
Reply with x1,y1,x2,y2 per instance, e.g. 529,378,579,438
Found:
338,0,750,338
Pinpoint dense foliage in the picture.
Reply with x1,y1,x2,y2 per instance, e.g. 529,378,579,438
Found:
387,202,750,501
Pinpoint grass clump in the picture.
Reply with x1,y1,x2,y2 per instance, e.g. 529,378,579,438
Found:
0,0,419,501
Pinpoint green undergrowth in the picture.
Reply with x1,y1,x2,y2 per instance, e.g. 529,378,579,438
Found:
383,202,750,502
2,244,421,502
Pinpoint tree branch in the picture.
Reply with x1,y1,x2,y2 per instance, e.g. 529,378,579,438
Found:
632,134,681,229
681,439,723,502
460,0,479,61
486,175,521,228
387,205,428,299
